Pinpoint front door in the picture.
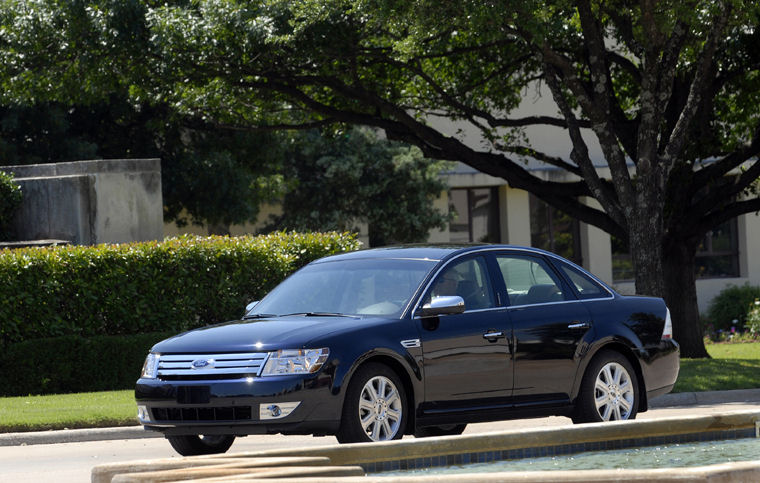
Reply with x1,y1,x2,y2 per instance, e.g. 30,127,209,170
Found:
415,255,512,413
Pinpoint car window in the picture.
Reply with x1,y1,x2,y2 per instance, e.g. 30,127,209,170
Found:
252,258,436,317
558,262,612,299
495,255,567,306
424,256,495,311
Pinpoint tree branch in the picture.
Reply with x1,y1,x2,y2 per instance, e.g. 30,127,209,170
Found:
662,2,731,173
496,144,583,176
543,62,626,227
693,122,760,188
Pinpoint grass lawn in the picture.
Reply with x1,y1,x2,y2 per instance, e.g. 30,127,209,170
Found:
673,341,760,393
0,390,136,433
1,342,758,433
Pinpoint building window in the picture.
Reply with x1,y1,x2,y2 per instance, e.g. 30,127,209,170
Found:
529,194,582,265
449,187,501,243
611,218,740,283
611,235,635,282
695,219,740,278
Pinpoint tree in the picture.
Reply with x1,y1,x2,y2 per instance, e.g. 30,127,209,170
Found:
270,127,451,246
2,1,760,357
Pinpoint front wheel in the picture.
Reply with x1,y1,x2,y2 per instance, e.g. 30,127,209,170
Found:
167,434,236,456
573,350,639,424
336,363,407,443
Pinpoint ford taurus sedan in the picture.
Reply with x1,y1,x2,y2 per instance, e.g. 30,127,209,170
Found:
136,245,679,455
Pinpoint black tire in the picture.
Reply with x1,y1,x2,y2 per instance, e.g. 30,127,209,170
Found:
167,434,236,456
573,350,639,424
414,424,467,438
336,363,407,443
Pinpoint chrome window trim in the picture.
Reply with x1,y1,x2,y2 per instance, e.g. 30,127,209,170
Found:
506,295,616,310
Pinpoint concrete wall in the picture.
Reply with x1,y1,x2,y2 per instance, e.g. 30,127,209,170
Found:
1,159,163,245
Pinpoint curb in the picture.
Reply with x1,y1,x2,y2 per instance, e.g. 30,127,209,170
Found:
648,388,760,408
3,389,759,447
0,425,159,447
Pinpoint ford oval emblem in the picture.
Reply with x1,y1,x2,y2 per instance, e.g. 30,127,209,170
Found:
192,358,213,369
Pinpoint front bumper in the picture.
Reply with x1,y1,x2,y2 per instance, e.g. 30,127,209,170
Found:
135,371,342,436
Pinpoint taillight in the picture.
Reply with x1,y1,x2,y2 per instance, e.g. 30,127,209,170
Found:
662,308,673,340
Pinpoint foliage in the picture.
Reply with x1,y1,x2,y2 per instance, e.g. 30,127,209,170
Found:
0,333,172,397
0,170,23,240
270,127,451,246
0,389,136,432
0,231,359,347
705,284,760,333
3,1,760,357
746,299,760,335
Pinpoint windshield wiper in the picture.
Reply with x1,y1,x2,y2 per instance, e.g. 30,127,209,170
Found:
242,313,277,319
280,312,355,318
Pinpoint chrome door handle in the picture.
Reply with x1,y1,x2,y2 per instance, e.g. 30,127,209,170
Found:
568,322,591,330
483,331,505,339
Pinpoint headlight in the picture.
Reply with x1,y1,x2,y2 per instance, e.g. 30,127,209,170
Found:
261,348,329,376
141,353,160,379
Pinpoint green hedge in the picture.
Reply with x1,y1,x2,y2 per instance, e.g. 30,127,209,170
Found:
0,332,174,396
0,232,360,348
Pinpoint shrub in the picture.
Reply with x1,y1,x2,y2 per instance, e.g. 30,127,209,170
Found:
705,283,760,333
0,171,23,240
0,332,174,396
746,299,760,335
0,232,360,348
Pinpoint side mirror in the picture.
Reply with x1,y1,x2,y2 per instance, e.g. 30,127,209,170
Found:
416,295,465,318
244,300,259,317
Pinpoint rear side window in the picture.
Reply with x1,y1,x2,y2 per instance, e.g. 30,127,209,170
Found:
558,262,612,300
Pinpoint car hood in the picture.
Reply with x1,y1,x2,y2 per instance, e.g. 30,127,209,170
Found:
151,315,386,353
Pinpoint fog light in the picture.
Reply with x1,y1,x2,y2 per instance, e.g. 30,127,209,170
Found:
259,401,300,420
137,405,151,422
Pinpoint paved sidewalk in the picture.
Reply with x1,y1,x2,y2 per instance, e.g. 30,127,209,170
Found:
2,388,759,447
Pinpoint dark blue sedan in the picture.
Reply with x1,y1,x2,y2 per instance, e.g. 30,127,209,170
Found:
136,245,679,455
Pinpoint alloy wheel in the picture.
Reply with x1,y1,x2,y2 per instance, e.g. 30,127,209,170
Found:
358,375,403,441
594,362,635,421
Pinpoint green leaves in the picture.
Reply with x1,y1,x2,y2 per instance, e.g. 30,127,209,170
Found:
0,171,22,240
0,232,360,348
270,127,452,246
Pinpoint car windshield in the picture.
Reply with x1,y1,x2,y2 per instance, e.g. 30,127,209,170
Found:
251,258,438,318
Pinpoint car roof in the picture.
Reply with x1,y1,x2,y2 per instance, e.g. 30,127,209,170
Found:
311,244,562,264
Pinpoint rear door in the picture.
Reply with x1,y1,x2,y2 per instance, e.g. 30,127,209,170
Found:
493,252,593,407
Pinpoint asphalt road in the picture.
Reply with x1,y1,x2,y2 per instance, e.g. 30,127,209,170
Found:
1,400,759,483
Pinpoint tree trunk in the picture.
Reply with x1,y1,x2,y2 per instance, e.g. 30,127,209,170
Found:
663,239,709,358
629,204,665,298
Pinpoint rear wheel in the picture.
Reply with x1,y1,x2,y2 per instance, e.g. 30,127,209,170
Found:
414,424,467,438
167,434,236,456
336,363,407,443
573,350,639,424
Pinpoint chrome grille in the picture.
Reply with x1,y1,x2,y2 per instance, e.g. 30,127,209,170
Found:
157,353,269,379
